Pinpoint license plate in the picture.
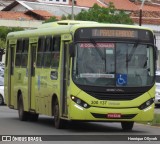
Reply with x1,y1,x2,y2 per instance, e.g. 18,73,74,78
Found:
107,113,121,118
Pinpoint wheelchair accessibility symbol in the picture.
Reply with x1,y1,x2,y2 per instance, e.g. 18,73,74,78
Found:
116,74,127,86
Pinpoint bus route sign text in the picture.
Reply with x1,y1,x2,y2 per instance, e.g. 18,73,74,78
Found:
92,29,137,38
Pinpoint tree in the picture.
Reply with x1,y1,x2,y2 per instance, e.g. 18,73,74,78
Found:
0,26,24,61
43,16,58,23
0,39,5,61
61,14,72,20
73,3,133,24
0,39,5,50
0,27,23,41
44,3,133,24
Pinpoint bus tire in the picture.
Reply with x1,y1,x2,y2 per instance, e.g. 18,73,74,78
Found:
18,95,28,121
0,94,4,105
54,99,65,129
29,113,39,122
121,121,134,131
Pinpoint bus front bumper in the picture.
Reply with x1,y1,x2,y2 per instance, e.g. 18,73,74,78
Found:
68,102,154,122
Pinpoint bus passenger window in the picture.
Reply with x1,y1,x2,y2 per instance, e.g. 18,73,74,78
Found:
21,39,29,67
37,37,45,67
43,36,52,67
51,37,61,68
15,39,23,67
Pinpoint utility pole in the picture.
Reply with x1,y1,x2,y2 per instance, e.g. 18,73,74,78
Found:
139,0,145,26
71,0,74,20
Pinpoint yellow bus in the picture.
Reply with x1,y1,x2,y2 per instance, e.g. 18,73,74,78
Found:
4,20,157,130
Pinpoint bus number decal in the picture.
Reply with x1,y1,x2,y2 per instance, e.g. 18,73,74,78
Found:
100,100,107,105
91,100,107,105
91,101,98,105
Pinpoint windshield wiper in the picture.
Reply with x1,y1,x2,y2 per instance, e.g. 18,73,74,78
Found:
126,42,139,62
90,38,105,60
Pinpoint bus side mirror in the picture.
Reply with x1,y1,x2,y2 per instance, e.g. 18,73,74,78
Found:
69,43,75,57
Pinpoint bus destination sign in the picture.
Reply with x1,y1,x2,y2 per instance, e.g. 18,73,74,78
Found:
92,29,138,38
76,28,153,42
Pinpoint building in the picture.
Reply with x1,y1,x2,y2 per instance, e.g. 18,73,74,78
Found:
0,10,54,28
2,0,105,17
0,0,13,10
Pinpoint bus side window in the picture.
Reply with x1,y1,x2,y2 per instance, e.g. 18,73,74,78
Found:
37,37,45,67
51,37,61,68
43,36,52,68
15,39,23,67
21,39,29,67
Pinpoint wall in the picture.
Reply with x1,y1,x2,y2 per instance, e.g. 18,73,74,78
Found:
0,19,43,28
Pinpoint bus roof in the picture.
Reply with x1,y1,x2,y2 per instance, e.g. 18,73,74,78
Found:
37,20,98,29
7,20,154,39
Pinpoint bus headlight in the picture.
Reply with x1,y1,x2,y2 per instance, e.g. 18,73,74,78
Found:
138,98,154,110
71,96,90,109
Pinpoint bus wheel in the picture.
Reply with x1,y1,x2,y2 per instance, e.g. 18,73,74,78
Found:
121,122,134,131
0,94,4,105
54,99,65,129
18,95,28,121
29,113,39,122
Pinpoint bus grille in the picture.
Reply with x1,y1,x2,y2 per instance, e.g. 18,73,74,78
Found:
87,92,143,100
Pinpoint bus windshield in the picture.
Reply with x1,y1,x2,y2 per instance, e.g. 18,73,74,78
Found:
73,42,154,87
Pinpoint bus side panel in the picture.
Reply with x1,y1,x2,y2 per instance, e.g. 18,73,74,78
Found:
34,68,53,115
35,68,46,114
14,68,29,111
30,74,36,110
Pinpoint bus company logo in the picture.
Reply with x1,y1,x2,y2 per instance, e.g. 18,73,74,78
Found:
2,136,11,141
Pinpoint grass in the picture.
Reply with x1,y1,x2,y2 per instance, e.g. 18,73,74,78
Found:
151,113,160,126
138,113,160,126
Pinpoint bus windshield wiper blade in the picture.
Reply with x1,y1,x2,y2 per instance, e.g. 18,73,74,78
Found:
90,38,105,60
127,42,139,62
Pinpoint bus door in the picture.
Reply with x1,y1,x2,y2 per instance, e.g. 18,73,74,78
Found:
8,44,15,107
61,42,70,116
28,43,37,110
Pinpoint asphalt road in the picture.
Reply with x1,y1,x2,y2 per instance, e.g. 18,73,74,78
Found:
0,105,160,144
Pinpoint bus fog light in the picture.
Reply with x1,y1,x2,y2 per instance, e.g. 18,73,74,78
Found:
146,101,151,106
76,99,81,105
83,103,88,108
70,95,90,109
